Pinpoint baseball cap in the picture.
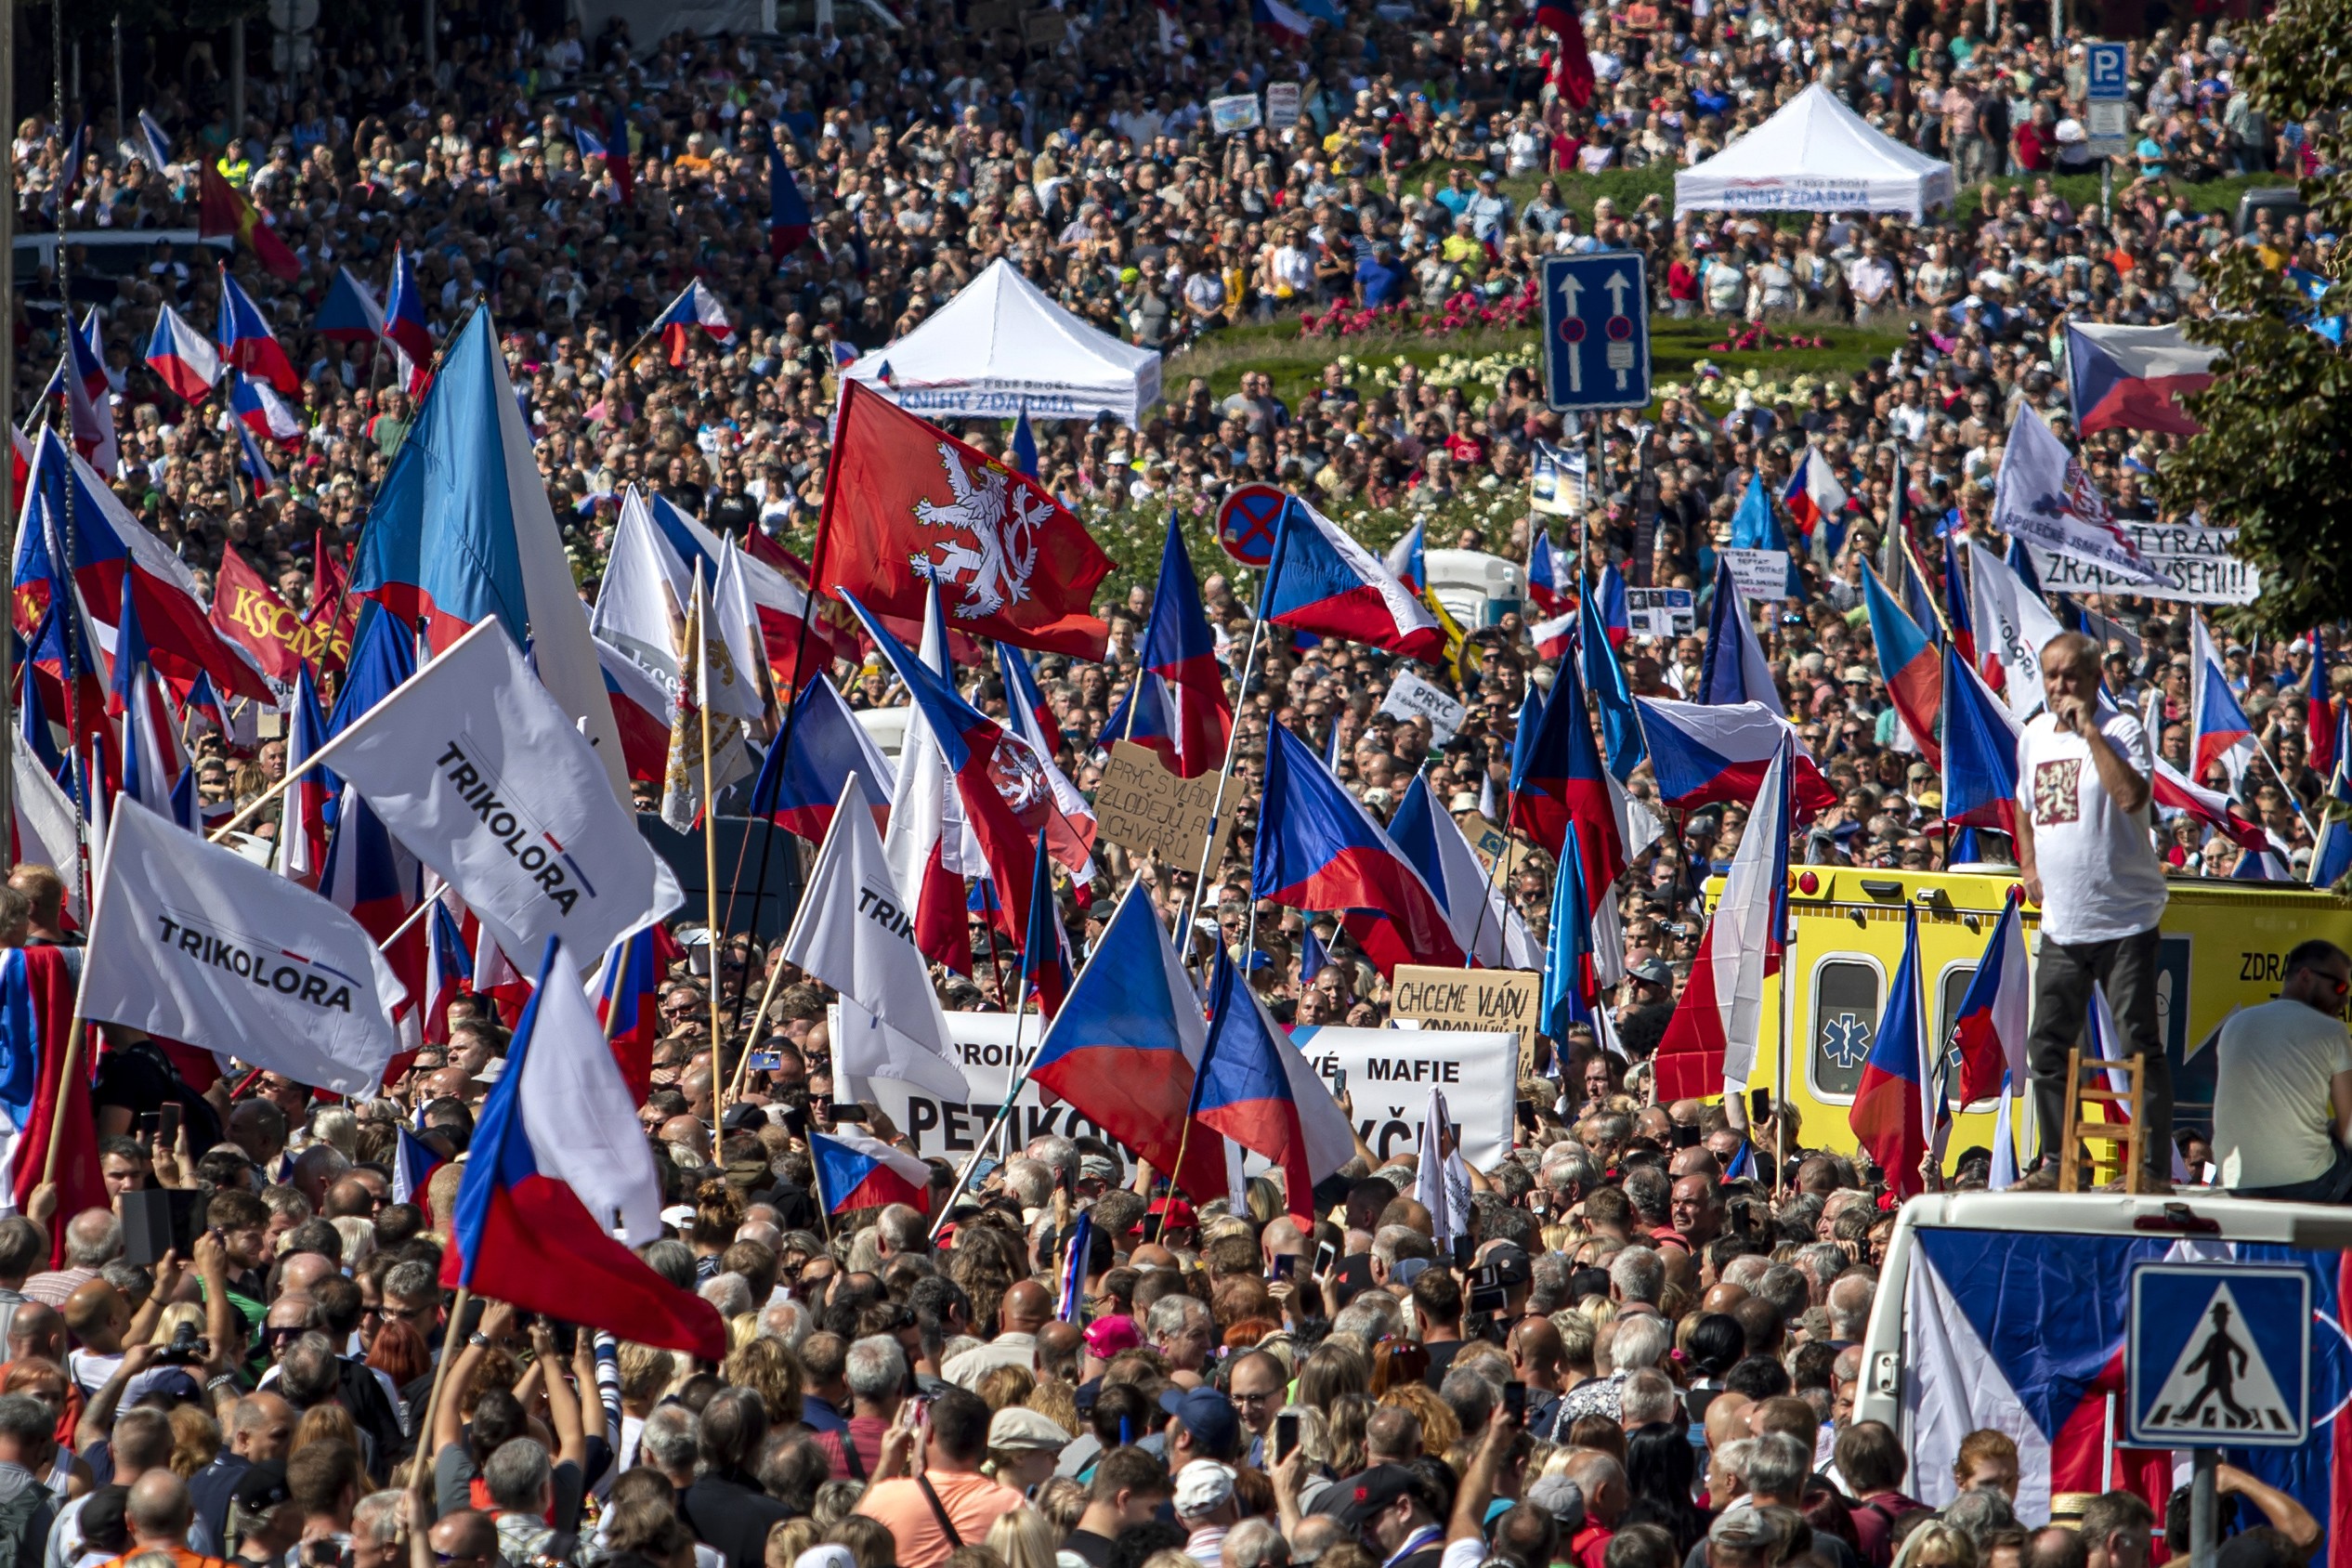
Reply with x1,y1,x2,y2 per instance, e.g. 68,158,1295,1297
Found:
1336,1465,1428,1528
1158,1386,1241,1457
233,1462,293,1513
1130,1196,1197,1236
1083,1314,1142,1357
1173,1460,1237,1518
1481,1243,1533,1289
1630,958,1674,986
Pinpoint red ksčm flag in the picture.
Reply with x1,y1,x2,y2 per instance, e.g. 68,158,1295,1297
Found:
817,382,1114,660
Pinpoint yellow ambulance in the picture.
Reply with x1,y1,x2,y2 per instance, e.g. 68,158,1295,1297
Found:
1720,866,2352,1170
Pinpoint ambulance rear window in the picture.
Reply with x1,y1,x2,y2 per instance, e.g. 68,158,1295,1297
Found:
1811,959,1882,1101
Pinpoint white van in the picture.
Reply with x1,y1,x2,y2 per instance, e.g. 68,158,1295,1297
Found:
1853,1192,2352,1531
1424,548,1524,629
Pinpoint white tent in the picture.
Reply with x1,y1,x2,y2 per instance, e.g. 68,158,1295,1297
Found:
840,258,1163,426
1675,83,1956,220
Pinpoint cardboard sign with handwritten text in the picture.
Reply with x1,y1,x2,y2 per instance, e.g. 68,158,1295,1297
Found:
1390,965,1542,1071
1093,740,1235,872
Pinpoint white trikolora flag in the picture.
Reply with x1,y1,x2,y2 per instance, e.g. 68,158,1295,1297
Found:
320,617,683,966
81,799,406,1093
11,731,83,924
782,777,971,1104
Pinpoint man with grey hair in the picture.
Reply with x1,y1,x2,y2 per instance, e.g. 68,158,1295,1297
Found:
1330,1292,1402,1353
874,1204,929,1261
998,1157,1053,1211
638,1407,699,1492
1827,1275,1875,1342
24,1210,121,1306
1942,1489,2019,1559
351,1490,406,1568
1146,1293,1213,1379
1540,1150,1598,1216
843,1336,907,1477
699,1274,753,1320
482,1437,561,1564
1025,1135,1078,1187
1618,1369,1677,1430
1369,1225,1432,1290
1221,1515,1288,1568
1610,1248,1665,1312
1610,1314,1670,1374
758,1298,811,1351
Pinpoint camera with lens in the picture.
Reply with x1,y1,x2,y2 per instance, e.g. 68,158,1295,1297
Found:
153,1320,209,1367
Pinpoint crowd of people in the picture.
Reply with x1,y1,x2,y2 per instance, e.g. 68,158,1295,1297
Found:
0,1,2343,1567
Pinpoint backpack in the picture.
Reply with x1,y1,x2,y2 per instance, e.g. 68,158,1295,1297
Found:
0,1478,57,1568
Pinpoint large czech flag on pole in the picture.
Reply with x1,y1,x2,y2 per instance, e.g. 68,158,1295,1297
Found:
2190,611,2256,789
1509,646,1625,907
818,381,1114,660
353,309,627,803
1262,496,1447,666
748,675,895,844
1850,904,1930,1197
1862,563,1942,768
1196,947,1357,1227
1135,512,1231,778
1028,878,1228,1206
443,937,726,1359
811,1128,931,1214
1650,735,1791,1103
2064,321,2218,437
1254,722,1462,978
1634,696,1836,818
1941,646,2021,837
1949,891,2028,1105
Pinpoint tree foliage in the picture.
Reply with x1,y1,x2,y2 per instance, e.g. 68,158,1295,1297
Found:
2159,0,2352,635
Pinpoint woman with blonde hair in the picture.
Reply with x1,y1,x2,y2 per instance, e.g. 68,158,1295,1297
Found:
986,1507,1062,1568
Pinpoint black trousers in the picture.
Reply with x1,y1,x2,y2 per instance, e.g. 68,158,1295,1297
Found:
2028,926,2172,1179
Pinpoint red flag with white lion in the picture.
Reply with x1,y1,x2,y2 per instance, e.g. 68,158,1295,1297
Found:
816,383,1114,660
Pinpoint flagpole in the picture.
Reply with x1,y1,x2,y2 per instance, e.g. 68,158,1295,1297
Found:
1175,506,1291,973
805,1132,833,1246
925,977,1035,1243
723,953,791,1111
699,639,725,1165
376,895,436,952
409,1283,470,1481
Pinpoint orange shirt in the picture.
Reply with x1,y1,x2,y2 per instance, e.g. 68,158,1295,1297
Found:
855,1470,1024,1568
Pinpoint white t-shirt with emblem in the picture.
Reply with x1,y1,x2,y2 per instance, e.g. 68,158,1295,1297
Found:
2015,706,2169,944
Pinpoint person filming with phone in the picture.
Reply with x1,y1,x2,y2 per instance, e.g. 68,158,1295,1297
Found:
2015,631,2172,1190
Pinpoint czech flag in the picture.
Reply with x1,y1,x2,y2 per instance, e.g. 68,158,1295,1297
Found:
1698,559,1783,714
443,937,727,1361
315,267,385,343
1635,696,1835,818
423,901,474,1045
1263,496,1447,665
2151,755,2271,857
842,592,1054,965
1592,562,1629,647
2064,322,2218,437
595,636,673,787
1254,722,1462,977
1541,819,1597,1041
1531,609,1575,664
1029,878,1227,1205
135,110,173,172
216,265,300,394
2310,757,2352,888
1509,646,1624,900
1781,447,1847,538
382,246,434,365
592,923,682,1105
1252,0,1313,45
232,421,277,499
768,136,812,256
229,371,303,441
391,1126,448,1220
1651,735,1792,1103
995,645,1097,890
573,120,633,203
1950,891,2028,1105
1526,530,1568,618
811,1127,932,1214
1196,946,1357,1226
1017,831,1073,1018
2189,612,2255,788
1132,513,1230,778
109,575,198,832
1850,904,1931,1198
1009,407,1039,479
654,281,735,365
1862,563,1942,769
144,304,219,402
749,675,895,843
0,946,107,1261
278,666,335,882
2306,631,2334,780
1384,519,1426,595
1581,580,1645,781
1940,646,2020,837
1389,775,1537,971
1942,535,1977,671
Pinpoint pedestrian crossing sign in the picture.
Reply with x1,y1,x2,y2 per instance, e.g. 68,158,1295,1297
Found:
2127,1261,2311,1448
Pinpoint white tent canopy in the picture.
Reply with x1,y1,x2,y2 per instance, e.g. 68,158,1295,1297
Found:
1675,84,1956,220
840,257,1163,426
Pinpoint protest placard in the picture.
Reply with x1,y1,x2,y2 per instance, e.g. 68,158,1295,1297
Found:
1390,965,1542,1071
1289,1025,1517,1170
2027,523,2259,605
1209,94,1262,134
1723,548,1794,602
1264,82,1300,127
1626,586,1695,636
1379,668,1469,743
1092,739,1233,870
